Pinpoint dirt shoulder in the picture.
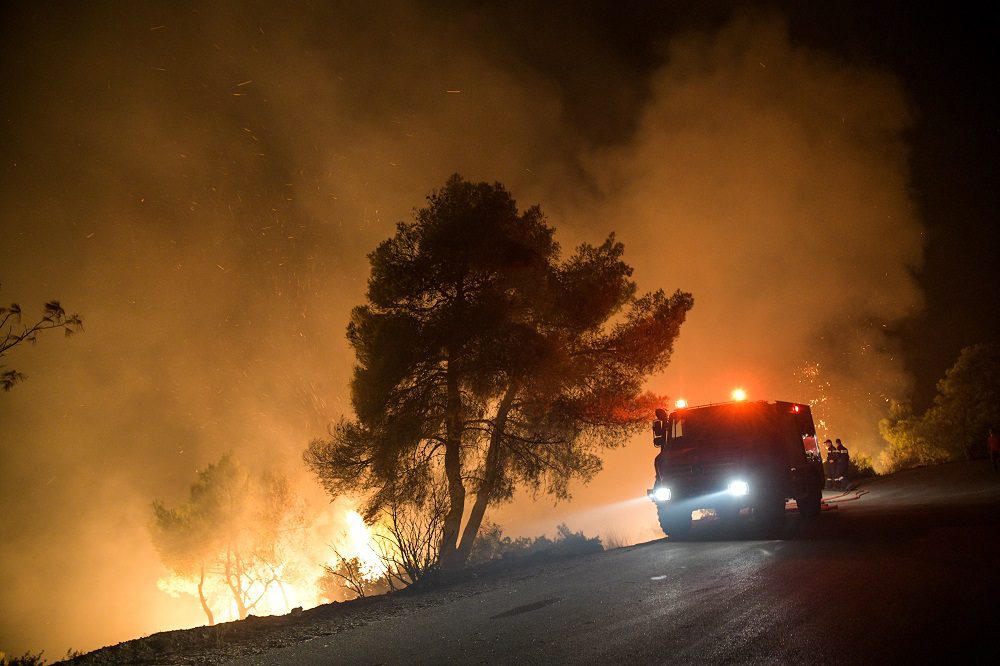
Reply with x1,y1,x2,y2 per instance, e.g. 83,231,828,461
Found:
58,550,604,665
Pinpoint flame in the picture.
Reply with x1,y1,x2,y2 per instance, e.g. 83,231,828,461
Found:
156,508,384,625
339,510,388,577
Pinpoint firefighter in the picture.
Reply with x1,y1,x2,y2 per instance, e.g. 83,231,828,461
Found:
834,439,850,489
824,439,838,489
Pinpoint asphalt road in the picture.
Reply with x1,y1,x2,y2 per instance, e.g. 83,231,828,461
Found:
239,460,1000,665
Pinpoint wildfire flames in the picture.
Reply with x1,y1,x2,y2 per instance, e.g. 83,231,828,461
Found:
156,509,384,625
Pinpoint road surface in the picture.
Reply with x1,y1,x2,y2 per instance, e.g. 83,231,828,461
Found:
239,460,1000,665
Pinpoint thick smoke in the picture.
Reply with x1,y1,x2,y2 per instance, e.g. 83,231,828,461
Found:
498,10,923,561
0,1,590,655
0,3,921,656
594,12,922,431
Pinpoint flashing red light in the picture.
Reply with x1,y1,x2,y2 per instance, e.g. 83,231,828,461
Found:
792,404,801,413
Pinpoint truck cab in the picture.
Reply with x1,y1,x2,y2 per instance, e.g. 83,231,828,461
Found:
647,399,825,538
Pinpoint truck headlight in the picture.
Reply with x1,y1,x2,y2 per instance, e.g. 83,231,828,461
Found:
727,480,750,497
651,487,671,502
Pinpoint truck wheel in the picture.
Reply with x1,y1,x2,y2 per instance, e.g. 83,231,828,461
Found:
754,493,786,538
717,503,741,522
796,490,822,519
657,504,691,539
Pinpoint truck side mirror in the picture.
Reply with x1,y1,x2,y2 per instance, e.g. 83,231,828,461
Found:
652,419,666,447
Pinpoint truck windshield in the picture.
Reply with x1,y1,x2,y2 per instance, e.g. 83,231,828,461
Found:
669,405,768,444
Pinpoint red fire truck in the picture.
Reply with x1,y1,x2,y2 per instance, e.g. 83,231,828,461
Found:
647,399,825,538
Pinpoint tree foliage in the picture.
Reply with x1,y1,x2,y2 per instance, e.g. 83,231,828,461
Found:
926,343,1000,458
305,174,693,570
877,400,950,474
879,343,1000,472
150,454,304,624
1,293,83,391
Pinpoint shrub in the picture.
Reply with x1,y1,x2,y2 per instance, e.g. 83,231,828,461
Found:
469,521,603,566
1,651,46,666
848,451,877,479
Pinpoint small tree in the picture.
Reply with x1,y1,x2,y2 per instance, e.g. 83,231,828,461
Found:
306,175,693,572
1,296,83,391
151,455,304,623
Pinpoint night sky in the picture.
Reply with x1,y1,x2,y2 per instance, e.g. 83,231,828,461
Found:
1,1,996,657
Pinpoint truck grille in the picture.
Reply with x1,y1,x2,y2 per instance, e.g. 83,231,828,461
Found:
666,461,738,494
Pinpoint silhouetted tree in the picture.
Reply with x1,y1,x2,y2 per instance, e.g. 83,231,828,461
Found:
305,175,692,572
1,293,83,391
151,455,303,624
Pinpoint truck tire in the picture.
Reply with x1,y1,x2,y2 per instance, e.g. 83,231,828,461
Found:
657,504,691,539
796,490,822,519
754,492,786,538
717,503,741,522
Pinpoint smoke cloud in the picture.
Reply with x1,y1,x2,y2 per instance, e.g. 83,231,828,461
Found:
0,3,921,656
496,8,922,549
593,12,922,431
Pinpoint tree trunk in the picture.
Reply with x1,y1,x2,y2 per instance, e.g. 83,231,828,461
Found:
225,547,249,620
456,382,518,564
439,349,466,571
197,563,215,626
